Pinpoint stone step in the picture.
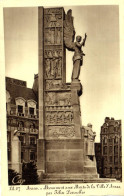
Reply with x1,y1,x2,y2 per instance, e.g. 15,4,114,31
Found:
39,173,118,184
40,178,118,184
43,173,99,180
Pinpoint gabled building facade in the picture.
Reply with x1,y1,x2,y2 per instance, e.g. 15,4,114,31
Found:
6,75,39,167
95,117,122,180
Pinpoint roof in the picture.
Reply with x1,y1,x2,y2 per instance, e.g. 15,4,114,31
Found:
6,77,38,105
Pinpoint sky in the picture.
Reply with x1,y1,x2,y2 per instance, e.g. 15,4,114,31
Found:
4,6,121,142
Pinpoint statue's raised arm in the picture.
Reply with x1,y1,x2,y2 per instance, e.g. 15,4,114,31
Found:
64,10,87,81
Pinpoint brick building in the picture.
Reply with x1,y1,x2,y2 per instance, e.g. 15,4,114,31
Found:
95,117,122,180
6,75,39,167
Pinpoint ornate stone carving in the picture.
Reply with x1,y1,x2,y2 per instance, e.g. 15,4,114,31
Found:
45,92,71,106
44,49,62,58
45,111,73,125
45,58,62,79
47,126,75,138
45,80,71,90
44,28,55,44
44,8,62,28
44,27,62,45
56,28,62,44
45,80,62,90
44,8,62,15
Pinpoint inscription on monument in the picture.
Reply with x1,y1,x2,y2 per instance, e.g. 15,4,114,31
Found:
47,126,75,138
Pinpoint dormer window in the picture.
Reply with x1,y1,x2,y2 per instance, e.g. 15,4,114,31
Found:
18,105,23,114
27,100,37,118
29,107,34,115
15,97,26,116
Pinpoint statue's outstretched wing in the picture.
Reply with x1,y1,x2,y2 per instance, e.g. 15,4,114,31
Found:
64,9,75,51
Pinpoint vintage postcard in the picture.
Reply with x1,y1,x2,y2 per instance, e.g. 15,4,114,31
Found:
0,0,124,196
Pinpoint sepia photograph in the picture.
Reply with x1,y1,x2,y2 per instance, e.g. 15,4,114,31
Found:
0,1,124,196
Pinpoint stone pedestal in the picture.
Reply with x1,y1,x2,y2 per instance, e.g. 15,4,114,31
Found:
11,135,22,174
37,139,45,180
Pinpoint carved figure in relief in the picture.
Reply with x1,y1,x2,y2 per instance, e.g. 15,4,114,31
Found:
45,92,55,105
57,50,62,57
50,28,55,44
49,13,57,27
56,28,62,44
64,9,87,81
45,30,51,44
49,112,56,124
45,92,71,106
57,58,62,77
51,58,56,77
45,59,51,77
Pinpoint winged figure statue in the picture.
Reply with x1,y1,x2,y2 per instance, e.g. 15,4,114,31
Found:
64,9,87,81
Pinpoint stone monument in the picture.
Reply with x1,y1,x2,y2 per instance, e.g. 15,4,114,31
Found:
11,130,22,174
37,7,99,182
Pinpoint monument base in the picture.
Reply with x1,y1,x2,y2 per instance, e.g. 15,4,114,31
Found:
40,174,117,184
8,162,22,174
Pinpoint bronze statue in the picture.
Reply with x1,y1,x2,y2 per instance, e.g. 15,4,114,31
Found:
64,10,87,81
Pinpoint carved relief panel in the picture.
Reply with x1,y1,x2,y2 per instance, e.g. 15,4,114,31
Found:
44,8,65,86
45,92,71,106
46,126,75,139
45,111,73,125
44,53,62,79
44,8,62,28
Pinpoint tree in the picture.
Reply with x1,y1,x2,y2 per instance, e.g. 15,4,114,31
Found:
22,162,39,184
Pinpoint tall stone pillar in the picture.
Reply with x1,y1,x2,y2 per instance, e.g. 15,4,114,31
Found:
11,133,22,174
37,6,99,182
37,7,45,178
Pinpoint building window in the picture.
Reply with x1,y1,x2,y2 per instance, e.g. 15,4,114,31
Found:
29,107,34,115
109,138,112,143
18,121,24,129
114,146,118,154
120,156,122,164
30,123,35,129
114,137,118,143
19,135,25,145
15,97,26,116
18,105,23,113
109,156,112,163
114,156,118,164
27,100,37,117
30,136,36,145
115,167,118,175
30,152,35,161
104,156,107,164
103,146,107,154
110,167,112,175
104,137,107,144
109,146,112,154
